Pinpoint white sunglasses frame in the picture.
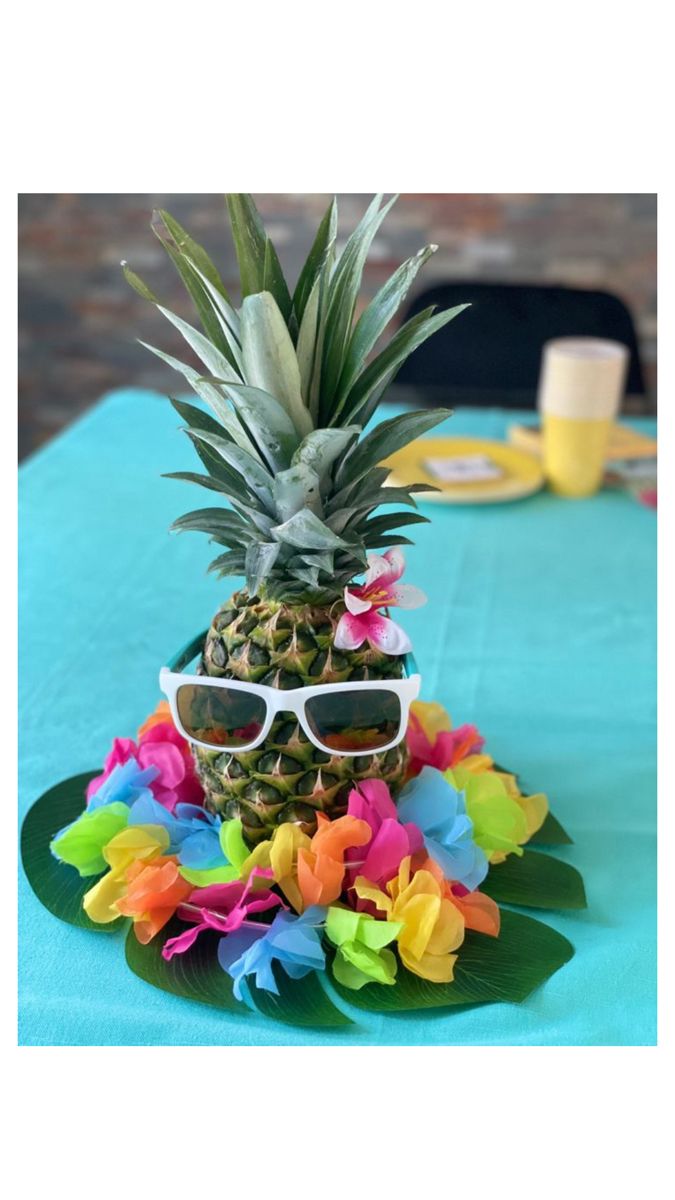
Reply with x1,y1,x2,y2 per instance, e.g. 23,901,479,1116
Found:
159,630,421,758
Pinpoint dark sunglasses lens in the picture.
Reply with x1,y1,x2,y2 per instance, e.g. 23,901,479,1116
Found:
176,684,266,748
304,689,401,753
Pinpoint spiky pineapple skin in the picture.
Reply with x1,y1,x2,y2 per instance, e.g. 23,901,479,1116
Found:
193,589,409,843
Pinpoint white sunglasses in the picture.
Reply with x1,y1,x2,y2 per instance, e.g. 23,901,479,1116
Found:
159,630,421,758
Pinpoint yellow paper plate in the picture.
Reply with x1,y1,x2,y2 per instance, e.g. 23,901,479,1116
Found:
384,436,545,504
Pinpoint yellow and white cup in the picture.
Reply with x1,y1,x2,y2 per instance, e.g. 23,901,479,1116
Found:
538,337,629,498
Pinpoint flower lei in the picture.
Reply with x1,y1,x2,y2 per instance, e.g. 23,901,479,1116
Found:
49,696,549,1000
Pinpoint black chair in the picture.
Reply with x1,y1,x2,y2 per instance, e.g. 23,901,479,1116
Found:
394,282,646,408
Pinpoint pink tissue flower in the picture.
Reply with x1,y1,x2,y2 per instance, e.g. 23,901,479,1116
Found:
406,705,485,779
87,721,203,813
345,778,423,898
334,548,426,656
162,869,283,959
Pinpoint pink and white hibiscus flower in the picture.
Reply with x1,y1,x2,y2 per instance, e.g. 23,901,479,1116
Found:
334,548,426,656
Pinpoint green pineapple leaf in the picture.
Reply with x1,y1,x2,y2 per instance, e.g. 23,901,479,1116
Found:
182,433,270,508
271,508,352,552
327,487,425,535
326,507,365,535
164,470,235,494
355,366,402,430
326,466,392,516
285,561,322,588
196,379,299,474
337,304,469,426
245,543,282,594
296,273,322,404
139,342,258,456
240,292,313,437
337,408,453,490
165,461,266,518
152,209,231,300
333,243,438,412
319,194,397,422
305,252,333,421
299,549,335,575
207,549,248,577
122,262,159,303
264,239,297,340
183,436,265,501
156,305,241,385
188,429,276,510
222,384,299,473
356,510,429,543
168,253,244,374
226,193,293,323
362,533,416,549
273,464,323,522
151,210,238,368
358,485,421,510
229,499,276,537
290,427,359,494
170,508,254,547
292,196,338,326
169,396,229,440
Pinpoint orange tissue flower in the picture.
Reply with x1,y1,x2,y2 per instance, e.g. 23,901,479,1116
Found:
296,814,371,909
115,855,193,943
138,700,174,741
416,854,501,938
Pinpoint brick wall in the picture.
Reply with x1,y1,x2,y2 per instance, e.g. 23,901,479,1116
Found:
18,193,657,459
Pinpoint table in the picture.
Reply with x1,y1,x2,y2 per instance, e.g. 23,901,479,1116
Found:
18,390,657,1045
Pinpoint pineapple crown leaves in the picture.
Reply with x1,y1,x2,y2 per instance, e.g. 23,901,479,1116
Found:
124,195,469,602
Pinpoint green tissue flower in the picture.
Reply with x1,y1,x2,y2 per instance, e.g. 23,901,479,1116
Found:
326,906,402,990
50,802,131,876
447,767,529,859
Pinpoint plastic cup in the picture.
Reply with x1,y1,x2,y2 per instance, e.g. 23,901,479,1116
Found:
538,338,629,497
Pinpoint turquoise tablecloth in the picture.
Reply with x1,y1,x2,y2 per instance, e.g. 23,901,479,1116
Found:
18,390,657,1045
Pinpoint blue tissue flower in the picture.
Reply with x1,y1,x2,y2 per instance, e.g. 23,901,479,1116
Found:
396,765,488,891
128,794,224,870
217,906,327,1000
88,757,158,810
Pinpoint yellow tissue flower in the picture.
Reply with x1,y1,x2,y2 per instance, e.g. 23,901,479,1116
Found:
82,824,169,924
240,823,311,913
355,856,465,983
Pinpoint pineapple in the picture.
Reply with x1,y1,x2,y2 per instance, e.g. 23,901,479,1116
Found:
125,194,467,843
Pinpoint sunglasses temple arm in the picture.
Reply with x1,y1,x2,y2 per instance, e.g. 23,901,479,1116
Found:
404,650,420,676
166,630,210,673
